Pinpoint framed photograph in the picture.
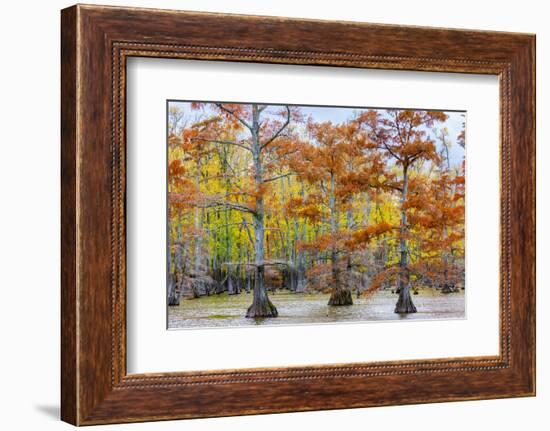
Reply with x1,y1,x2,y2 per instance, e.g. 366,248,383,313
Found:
61,4,535,425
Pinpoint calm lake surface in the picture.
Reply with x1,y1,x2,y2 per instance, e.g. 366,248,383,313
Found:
168,289,465,329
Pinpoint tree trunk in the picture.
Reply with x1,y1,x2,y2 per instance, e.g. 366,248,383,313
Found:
167,274,180,306
395,166,416,313
395,284,417,313
246,207,277,317
246,265,278,317
346,199,354,292
194,160,202,275
174,221,184,277
227,273,235,294
441,283,453,294
245,250,251,293
296,251,306,293
295,182,307,293
246,104,278,318
328,171,352,306
328,287,353,306
235,249,242,294
440,130,457,295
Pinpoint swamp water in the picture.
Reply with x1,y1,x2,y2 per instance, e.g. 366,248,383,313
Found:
168,289,465,329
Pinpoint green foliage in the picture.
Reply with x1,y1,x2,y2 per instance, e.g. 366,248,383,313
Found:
168,103,465,296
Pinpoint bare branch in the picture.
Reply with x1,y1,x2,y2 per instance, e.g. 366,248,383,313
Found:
202,168,249,182
385,183,404,193
264,260,294,267
408,149,427,164
221,260,294,268
192,137,252,153
212,221,253,231
170,193,256,215
380,141,402,163
262,172,294,183
215,103,253,131
264,148,300,166
202,199,256,214
260,106,291,150
242,221,254,247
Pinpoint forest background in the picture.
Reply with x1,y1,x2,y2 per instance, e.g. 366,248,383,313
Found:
167,101,466,321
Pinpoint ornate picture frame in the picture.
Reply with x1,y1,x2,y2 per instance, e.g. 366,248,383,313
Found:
61,4,535,425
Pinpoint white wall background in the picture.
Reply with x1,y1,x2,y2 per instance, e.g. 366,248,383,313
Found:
0,0,545,429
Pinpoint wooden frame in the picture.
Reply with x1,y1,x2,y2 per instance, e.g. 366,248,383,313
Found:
61,4,535,425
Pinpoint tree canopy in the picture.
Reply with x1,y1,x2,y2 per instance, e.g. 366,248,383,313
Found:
167,102,465,318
